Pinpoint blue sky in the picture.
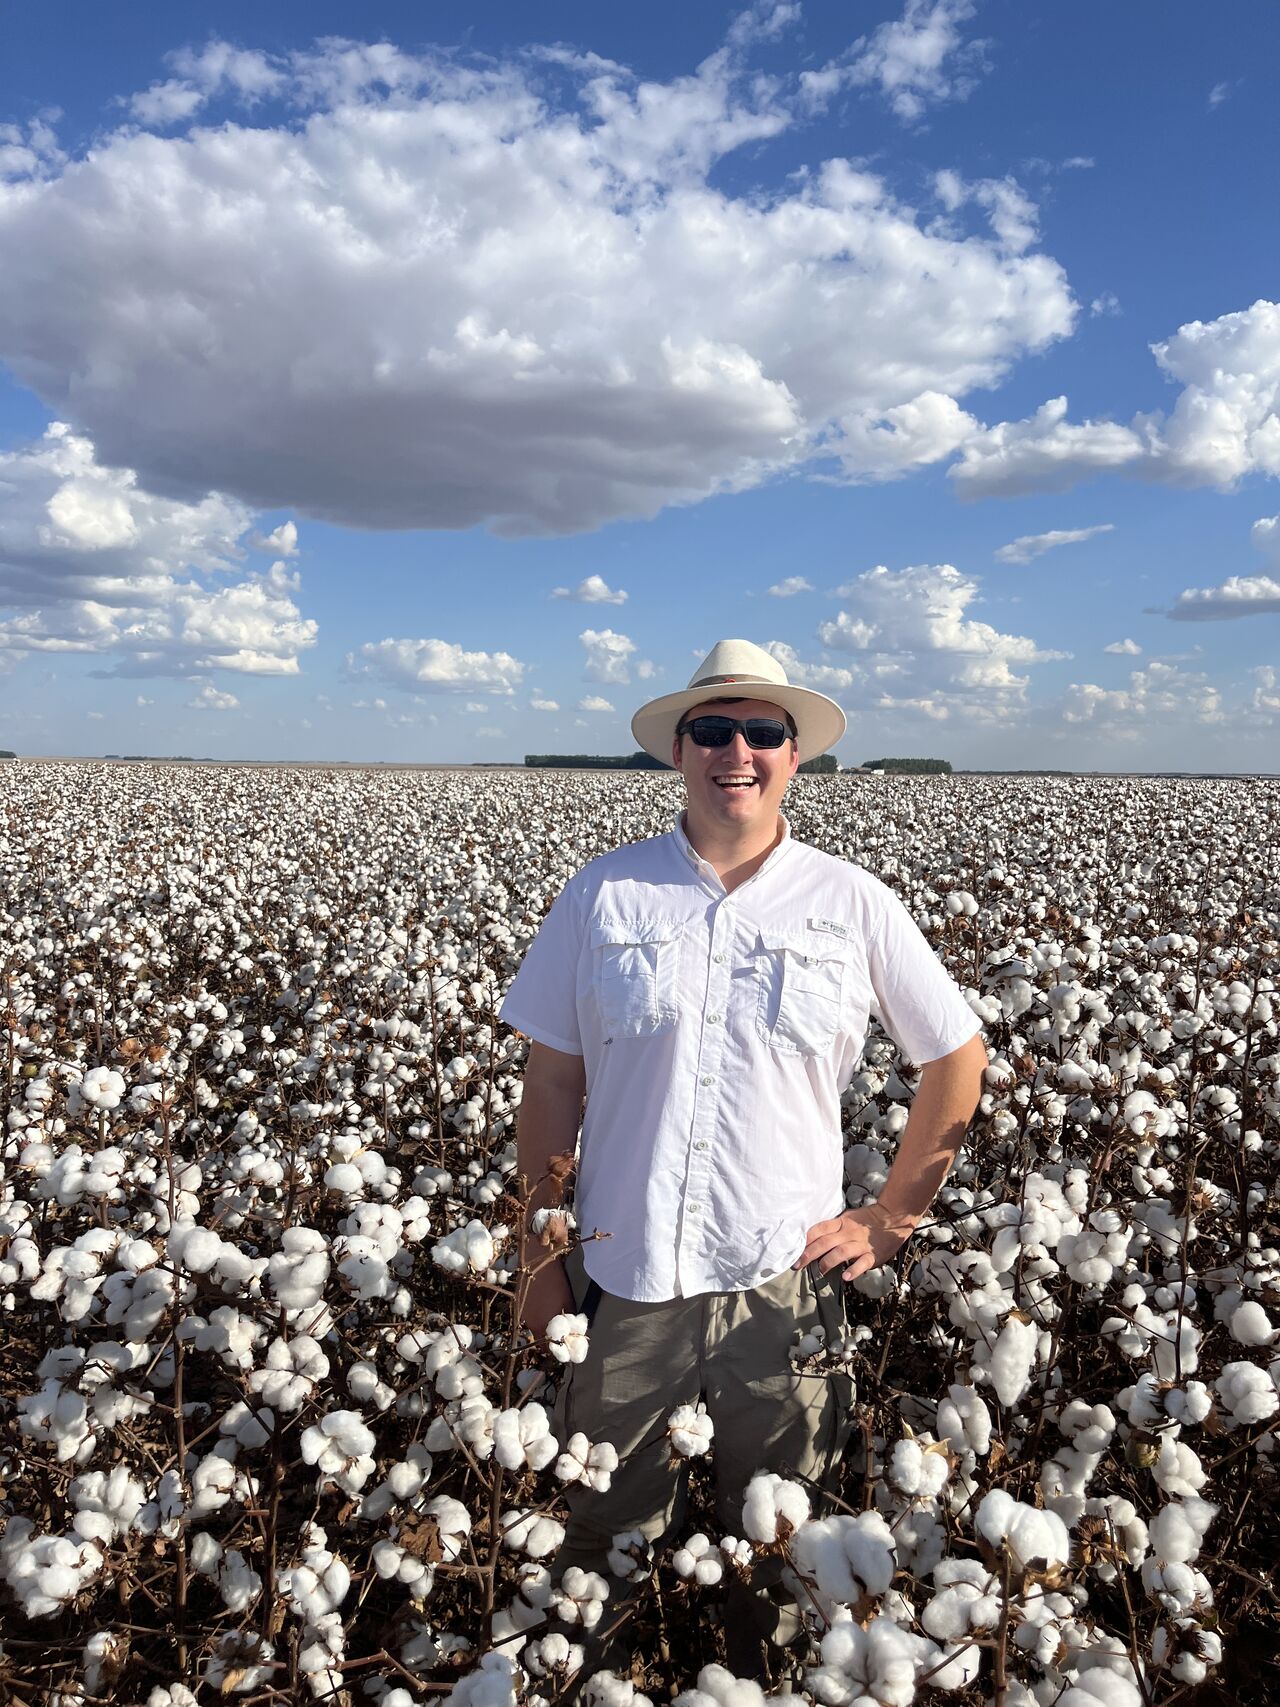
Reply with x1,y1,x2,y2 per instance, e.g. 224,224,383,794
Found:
1,1,1277,768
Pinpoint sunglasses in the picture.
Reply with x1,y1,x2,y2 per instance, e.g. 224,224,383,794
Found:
675,715,795,750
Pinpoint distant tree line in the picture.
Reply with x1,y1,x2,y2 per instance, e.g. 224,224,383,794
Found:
524,752,673,770
0,750,15,760
525,751,845,774
861,757,952,774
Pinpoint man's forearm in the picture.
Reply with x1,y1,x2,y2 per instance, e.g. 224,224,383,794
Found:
873,1033,986,1230
516,1071,585,1224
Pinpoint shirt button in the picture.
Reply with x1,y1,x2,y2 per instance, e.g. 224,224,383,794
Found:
700,1074,714,1086
713,953,725,964
688,1202,700,1213
694,1140,708,1151
707,1012,721,1025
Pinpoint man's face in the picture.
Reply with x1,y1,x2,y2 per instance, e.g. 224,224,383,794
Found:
672,697,800,835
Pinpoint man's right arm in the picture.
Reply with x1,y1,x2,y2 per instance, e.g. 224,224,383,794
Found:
515,1039,587,1342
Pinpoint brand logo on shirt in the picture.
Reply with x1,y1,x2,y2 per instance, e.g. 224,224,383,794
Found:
808,917,852,939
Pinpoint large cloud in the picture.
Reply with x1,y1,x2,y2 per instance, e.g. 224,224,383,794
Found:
1167,575,1280,622
0,19,1074,536
952,300,1280,497
802,0,990,124
1062,661,1223,729
348,638,525,695
0,423,315,676
815,562,1066,720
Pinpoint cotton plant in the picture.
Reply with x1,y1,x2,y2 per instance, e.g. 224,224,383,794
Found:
0,766,1274,1699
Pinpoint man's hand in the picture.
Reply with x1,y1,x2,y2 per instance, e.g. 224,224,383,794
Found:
792,1204,918,1282
517,1256,576,1345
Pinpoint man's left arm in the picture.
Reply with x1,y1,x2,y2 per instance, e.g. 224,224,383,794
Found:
794,1031,986,1281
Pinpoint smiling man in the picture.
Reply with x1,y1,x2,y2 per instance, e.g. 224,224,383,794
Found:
501,638,986,1682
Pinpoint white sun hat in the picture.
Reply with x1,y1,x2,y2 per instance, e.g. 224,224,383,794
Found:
631,638,847,765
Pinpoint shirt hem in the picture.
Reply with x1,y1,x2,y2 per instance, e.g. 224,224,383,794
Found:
909,1012,984,1065
499,1010,583,1057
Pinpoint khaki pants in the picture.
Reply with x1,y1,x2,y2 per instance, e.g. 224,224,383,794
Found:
550,1256,855,1681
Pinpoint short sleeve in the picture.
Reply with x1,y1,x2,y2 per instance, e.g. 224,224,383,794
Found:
499,880,585,1057
866,884,982,1065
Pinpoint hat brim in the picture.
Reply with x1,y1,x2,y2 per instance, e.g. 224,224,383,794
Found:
631,682,847,766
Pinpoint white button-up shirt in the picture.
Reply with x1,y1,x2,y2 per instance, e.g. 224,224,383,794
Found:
500,814,981,1302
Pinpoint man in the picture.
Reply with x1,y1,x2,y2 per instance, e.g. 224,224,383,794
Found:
500,639,986,1679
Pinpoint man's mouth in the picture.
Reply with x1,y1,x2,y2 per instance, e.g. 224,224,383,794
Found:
713,775,758,791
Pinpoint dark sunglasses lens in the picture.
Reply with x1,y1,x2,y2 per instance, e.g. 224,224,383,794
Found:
684,716,788,747
744,720,787,748
689,717,735,746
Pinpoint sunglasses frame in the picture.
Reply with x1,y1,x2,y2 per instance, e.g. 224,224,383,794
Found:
675,714,796,750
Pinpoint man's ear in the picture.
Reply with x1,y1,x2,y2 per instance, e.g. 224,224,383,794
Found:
671,734,683,771
787,740,800,780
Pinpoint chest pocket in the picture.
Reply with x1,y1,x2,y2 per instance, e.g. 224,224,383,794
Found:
755,929,847,1057
590,917,685,1038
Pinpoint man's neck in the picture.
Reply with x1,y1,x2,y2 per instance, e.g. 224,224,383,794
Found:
682,810,784,892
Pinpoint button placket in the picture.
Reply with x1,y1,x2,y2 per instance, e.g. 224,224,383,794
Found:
678,901,733,1287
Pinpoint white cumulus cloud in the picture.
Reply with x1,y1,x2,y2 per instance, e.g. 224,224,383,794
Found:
1062,661,1222,728
804,0,990,125
817,562,1067,721
581,627,636,684
1167,575,1280,622
0,423,316,678
953,300,1280,498
551,575,628,604
0,25,1074,536
766,576,813,598
762,640,857,692
1104,638,1142,656
577,695,614,712
187,683,240,712
349,638,525,693
994,523,1114,564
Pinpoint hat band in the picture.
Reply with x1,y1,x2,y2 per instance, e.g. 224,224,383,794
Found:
691,672,780,689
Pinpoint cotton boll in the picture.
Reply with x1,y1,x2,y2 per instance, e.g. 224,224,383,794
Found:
806,1618,931,1707
545,1311,590,1364
554,1432,618,1493
1147,1496,1217,1566
888,1437,950,1500
607,1530,654,1582
583,1674,653,1707
741,1472,810,1545
667,1402,714,1458
550,1566,609,1631
1216,1360,1279,1425
500,1510,566,1559
672,1664,768,1707
490,1403,558,1472
976,1490,1070,1574
671,1533,724,1586
424,1495,473,1563
936,1383,992,1457
989,1313,1038,1409
1230,1300,1276,1346
1151,1435,1207,1497
523,1632,584,1681
201,1633,275,1695
1151,1618,1223,1685
788,1511,897,1611
82,1630,129,1696
299,1409,376,1494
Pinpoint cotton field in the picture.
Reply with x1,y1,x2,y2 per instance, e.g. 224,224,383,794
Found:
1,762,1278,1707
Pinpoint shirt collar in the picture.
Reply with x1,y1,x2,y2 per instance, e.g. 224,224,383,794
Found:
671,811,793,889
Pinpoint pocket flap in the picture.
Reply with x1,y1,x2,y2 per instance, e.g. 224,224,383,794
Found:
591,915,685,949
756,926,848,964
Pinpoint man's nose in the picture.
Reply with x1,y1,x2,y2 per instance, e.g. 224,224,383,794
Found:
724,730,755,763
